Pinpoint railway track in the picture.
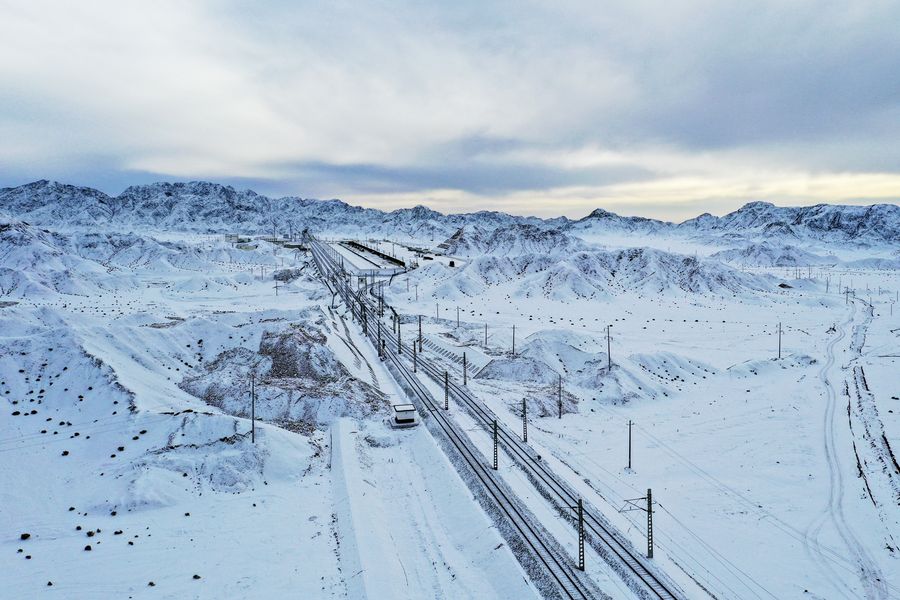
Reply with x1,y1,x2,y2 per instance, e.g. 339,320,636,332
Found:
310,237,597,600
367,307,681,599
311,235,685,599
408,341,682,600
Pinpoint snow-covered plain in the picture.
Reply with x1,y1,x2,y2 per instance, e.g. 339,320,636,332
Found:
1,180,899,599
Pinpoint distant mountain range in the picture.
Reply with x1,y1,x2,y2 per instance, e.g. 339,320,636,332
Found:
1,179,898,243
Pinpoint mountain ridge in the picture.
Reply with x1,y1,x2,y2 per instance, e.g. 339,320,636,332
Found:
2,179,898,242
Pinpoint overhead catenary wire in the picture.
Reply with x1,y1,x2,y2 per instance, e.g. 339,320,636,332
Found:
309,235,681,600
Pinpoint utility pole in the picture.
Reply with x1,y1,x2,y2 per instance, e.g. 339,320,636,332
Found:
647,488,654,559
522,399,527,443
493,419,498,470
361,299,368,335
250,372,256,444
484,323,488,347
558,373,562,419
397,317,402,354
607,325,612,370
457,306,460,328
619,489,654,559
413,343,417,372
777,322,782,360
444,371,449,410
418,315,423,352
463,352,467,385
627,420,633,469
274,278,279,296
578,498,585,571
512,324,516,356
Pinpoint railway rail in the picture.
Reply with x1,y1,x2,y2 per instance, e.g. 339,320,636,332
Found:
310,236,597,600
311,235,684,599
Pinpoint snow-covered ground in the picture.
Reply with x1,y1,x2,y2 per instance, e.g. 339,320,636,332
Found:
2,183,899,599
381,250,900,599
0,228,536,599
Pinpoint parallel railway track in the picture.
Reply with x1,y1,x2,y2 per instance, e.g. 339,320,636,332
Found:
311,237,595,599
310,236,683,600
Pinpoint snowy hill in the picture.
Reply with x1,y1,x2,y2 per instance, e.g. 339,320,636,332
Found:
4,179,899,598
417,247,774,301
569,207,670,235
0,220,298,300
0,180,116,224
679,201,900,243
0,221,122,298
710,242,838,267
1,220,548,598
0,181,543,240
440,224,586,257
3,180,898,247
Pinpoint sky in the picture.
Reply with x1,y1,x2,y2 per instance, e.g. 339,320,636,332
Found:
1,0,899,221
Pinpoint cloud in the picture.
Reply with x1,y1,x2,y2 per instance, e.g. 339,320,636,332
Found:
0,0,898,219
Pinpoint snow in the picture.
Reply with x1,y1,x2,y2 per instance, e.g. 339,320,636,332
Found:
0,221,536,599
2,182,899,599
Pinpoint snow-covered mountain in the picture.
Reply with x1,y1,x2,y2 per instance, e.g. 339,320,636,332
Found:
0,220,289,299
0,221,122,297
0,181,546,240
710,242,838,267
679,201,900,243
568,207,670,235
412,247,773,301
2,180,898,245
4,178,898,599
439,224,585,257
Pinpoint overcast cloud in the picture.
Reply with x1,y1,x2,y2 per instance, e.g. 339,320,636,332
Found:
1,0,899,220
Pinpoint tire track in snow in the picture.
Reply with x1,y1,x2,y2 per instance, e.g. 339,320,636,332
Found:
326,306,380,387
804,301,888,599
